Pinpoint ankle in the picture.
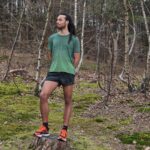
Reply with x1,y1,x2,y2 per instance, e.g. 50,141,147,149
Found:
43,122,49,130
62,125,68,131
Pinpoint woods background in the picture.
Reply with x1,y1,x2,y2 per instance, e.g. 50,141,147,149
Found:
0,0,149,76
0,0,150,150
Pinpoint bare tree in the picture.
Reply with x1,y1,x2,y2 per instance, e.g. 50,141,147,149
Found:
128,0,136,56
111,23,120,68
75,0,86,73
140,0,150,93
35,0,52,95
2,5,25,81
95,0,107,75
74,0,77,28
119,0,131,91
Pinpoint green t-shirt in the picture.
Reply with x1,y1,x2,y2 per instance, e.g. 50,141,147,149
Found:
48,33,80,75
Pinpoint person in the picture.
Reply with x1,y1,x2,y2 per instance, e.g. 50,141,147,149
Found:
34,13,80,142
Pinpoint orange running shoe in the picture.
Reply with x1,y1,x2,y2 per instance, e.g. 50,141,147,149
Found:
57,129,68,142
34,125,49,137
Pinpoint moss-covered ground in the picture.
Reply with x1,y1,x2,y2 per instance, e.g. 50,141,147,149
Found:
0,69,149,149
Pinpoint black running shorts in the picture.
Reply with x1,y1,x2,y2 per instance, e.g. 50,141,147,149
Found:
45,72,75,86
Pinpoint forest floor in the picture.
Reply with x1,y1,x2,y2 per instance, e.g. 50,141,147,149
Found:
0,50,150,150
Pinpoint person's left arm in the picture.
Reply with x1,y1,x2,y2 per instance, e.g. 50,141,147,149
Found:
73,37,80,67
74,53,80,67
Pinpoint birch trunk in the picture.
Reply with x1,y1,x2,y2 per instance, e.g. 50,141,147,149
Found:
124,0,129,77
128,1,136,56
35,0,52,81
140,0,150,93
74,0,77,28
95,25,100,74
140,0,150,79
75,0,86,73
119,0,130,84
111,25,120,68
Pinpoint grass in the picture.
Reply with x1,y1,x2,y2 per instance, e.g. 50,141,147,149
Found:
0,75,149,149
0,78,110,149
117,132,150,146
138,107,150,113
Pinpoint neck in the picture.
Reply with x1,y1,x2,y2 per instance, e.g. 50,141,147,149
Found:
58,27,70,35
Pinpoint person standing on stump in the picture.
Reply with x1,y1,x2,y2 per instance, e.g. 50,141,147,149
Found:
34,13,80,142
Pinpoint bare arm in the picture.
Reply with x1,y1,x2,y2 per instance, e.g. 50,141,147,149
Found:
47,51,51,61
74,53,80,67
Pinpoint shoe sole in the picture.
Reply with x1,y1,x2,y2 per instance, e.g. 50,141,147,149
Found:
57,137,67,142
34,133,50,138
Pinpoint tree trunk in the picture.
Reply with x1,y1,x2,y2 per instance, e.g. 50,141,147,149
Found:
34,0,52,96
140,0,150,92
111,25,120,68
35,0,52,81
128,1,136,56
119,0,131,89
124,0,129,78
95,0,106,74
29,135,71,150
74,0,77,28
140,0,150,77
75,0,86,73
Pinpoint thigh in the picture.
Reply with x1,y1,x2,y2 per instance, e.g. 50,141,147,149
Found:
41,81,58,96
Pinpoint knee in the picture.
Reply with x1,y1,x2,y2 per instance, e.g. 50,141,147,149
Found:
40,92,49,102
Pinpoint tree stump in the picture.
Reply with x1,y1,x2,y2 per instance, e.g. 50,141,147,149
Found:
29,134,71,150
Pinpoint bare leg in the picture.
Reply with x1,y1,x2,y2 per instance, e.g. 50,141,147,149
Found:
40,81,58,123
63,85,74,126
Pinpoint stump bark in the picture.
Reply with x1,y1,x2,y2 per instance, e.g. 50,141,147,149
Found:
29,134,71,150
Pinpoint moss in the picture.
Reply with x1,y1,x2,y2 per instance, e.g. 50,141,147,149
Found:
0,81,33,96
138,107,150,113
79,82,98,89
119,117,132,126
106,125,118,131
0,124,36,141
117,132,150,146
0,83,21,95
130,103,150,113
94,117,106,123
72,136,107,150
73,93,100,114
74,93,100,103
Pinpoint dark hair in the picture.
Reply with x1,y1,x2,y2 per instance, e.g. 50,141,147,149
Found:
58,13,76,43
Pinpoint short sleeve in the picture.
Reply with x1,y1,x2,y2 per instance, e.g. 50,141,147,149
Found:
73,37,80,53
48,36,53,53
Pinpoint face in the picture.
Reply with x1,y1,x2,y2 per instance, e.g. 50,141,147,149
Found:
56,15,68,30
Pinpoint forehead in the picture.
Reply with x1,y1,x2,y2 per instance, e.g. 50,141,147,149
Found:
57,15,66,20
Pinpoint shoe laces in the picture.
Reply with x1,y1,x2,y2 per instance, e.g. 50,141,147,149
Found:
37,125,47,132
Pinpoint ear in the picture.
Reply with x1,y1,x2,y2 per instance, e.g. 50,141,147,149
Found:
66,20,69,25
